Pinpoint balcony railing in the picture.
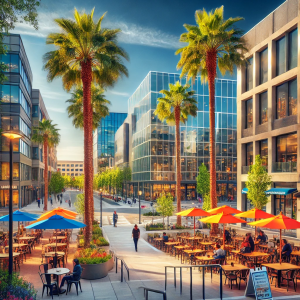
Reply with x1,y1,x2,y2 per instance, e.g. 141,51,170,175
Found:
272,162,297,173
242,166,250,174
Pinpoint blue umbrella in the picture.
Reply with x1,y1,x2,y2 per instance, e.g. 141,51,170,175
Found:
26,214,86,252
0,210,39,222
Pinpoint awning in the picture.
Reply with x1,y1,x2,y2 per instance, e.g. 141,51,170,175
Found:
242,188,248,194
293,192,300,197
265,188,297,195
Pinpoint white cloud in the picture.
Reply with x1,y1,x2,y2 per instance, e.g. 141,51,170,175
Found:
108,90,130,97
12,11,181,49
47,107,66,113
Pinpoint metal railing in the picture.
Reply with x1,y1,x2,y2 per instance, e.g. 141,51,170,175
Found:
139,287,167,300
115,255,130,282
272,161,297,172
165,264,223,300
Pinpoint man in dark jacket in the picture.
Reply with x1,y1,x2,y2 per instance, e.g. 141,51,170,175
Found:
113,211,118,227
247,233,255,252
282,239,292,262
60,259,82,288
132,224,140,252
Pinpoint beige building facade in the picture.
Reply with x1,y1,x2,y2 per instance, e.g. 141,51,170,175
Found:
237,0,300,238
57,160,84,177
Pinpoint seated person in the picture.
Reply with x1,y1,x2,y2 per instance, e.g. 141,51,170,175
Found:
282,239,292,262
247,233,255,252
225,229,231,243
213,244,226,259
257,231,266,243
60,259,82,289
240,236,251,253
163,232,169,242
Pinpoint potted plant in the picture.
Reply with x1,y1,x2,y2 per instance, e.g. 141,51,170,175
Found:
74,248,113,280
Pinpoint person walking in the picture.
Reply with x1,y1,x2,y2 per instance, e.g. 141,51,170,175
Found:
37,197,40,208
132,224,140,252
50,195,53,206
57,194,59,202
113,211,118,227
68,199,71,207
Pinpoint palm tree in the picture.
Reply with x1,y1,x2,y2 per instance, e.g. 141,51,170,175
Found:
176,6,247,232
154,81,197,225
66,85,110,220
43,8,129,246
32,120,60,211
66,86,110,130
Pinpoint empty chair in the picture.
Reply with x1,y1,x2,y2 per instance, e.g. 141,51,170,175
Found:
39,272,59,299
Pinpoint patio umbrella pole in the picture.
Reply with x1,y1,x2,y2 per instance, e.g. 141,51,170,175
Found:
223,223,225,249
280,229,282,264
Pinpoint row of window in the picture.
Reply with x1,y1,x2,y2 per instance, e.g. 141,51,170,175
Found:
0,85,31,117
245,78,297,129
245,28,298,91
1,137,31,158
32,105,44,121
61,173,83,177
1,116,31,138
58,164,83,167
0,162,31,181
245,132,297,171
60,169,83,172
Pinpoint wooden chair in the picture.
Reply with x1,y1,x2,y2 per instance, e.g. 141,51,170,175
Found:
281,270,297,291
223,270,238,289
237,269,250,290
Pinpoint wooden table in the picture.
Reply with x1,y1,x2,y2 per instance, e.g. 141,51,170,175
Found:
222,264,249,272
153,238,164,249
48,267,70,294
174,245,190,259
18,236,35,241
241,252,269,266
5,243,27,249
195,256,215,263
45,243,67,251
182,249,205,263
262,263,300,287
199,242,214,250
0,252,20,258
164,242,180,253
43,251,66,265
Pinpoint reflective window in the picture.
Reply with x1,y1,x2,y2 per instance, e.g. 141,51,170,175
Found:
246,143,253,166
1,162,19,180
260,139,268,167
289,29,298,70
245,57,253,91
276,36,286,76
276,78,297,119
259,48,268,84
245,99,253,128
276,133,297,163
259,92,268,124
32,105,38,117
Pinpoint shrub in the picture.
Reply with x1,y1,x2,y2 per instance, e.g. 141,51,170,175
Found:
0,270,37,300
143,211,160,216
146,223,164,231
74,248,111,264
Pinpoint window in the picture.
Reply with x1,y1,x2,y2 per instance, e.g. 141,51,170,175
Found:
32,105,38,117
276,29,298,76
245,99,253,128
0,162,19,180
62,169,65,171
259,92,268,124
75,164,78,167
260,139,268,167
20,163,31,181
75,169,78,171
58,164,61,167
80,164,83,167
67,169,69,171
71,169,74,171
245,57,253,91
276,78,297,119
276,133,297,163
246,143,253,166
80,169,83,171
67,164,69,167
62,173,65,176
71,164,74,167
1,136,19,152
40,149,43,162
32,168,38,181
259,48,268,84
289,29,298,70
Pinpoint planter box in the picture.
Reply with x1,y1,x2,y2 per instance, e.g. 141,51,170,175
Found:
81,257,114,280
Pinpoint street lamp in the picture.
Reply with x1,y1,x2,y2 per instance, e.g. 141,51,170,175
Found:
138,190,142,224
99,188,103,228
2,131,22,277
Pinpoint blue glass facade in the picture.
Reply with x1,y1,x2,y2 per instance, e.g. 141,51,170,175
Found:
128,71,237,201
94,112,127,172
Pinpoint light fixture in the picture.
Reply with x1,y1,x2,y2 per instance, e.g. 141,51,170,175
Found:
2,132,22,140
138,190,142,196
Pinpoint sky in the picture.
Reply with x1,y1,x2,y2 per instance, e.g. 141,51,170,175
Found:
12,0,285,160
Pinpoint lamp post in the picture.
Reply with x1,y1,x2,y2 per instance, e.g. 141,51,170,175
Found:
99,188,102,228
2,131,22,277
138,190,142,224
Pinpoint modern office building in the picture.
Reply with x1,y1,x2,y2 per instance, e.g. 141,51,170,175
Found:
57,160,84,177
114,120,129,168
93,112,127,173
0,34,57,208
237,0,300,237
118,71,237,201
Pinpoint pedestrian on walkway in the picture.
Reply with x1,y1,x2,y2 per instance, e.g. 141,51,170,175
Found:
57,194,59,202
49,196,53,206
113,211,118,227
68,199,71,207
37,197,40,208
132,224,140,252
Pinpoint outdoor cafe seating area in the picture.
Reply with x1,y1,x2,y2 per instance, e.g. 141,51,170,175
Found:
147,205,300,292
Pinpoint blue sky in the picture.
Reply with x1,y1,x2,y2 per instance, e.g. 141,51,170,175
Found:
12,0,285,160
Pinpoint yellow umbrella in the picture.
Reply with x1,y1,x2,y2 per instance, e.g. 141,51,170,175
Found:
176,208,211,237
200,212,247,249
208,205,242,215
248,212,300,263
36,208,76,222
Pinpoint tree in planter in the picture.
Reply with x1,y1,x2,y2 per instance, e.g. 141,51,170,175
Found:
155,193,174,229
154,82,197,225
246,155,272,210
32,120,60,211
49,171,65,200
196,163,210,201
176,6,247,233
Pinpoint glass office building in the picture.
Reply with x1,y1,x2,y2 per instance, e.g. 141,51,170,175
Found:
93,112,127,173
128,71,237,201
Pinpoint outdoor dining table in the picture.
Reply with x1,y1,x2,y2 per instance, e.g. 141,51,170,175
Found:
262,263,300,287
45,243,67,252
222,263,249,272
241,252,270,267
182,249,205,263
43,251,66,266
18,236,35,241
174,245,190,259
0,252,21,270
49,236,67,243
153,238,164,249
199,241,214,250
5,243,27,249
195,256,215,264
47,267,70,294
164,242,180,253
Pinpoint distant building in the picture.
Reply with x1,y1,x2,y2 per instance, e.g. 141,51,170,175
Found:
57,160,84,177
93,112,127,173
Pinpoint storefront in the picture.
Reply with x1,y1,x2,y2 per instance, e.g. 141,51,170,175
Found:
0,185,19,208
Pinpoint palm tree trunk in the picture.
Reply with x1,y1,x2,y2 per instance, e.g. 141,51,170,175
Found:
81,60,93,247
43,139,48,211
175,106,181,225
207,50,218,234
